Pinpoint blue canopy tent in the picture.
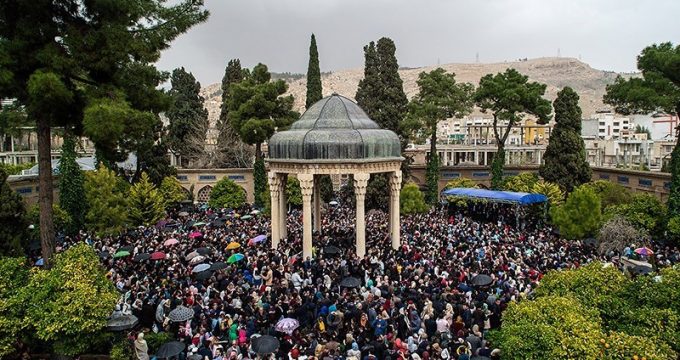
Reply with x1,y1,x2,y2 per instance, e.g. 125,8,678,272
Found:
441,188,548,205
442,188,549,227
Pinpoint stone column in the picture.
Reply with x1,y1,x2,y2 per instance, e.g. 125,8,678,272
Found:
389,170,402,250
298,173,314,260
267,172,281,249
313,175,322,232
279,174,288,242
353,173,370,258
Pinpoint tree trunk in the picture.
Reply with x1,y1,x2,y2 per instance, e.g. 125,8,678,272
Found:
255,142,262,162
430,127,437,162
37,117,55,267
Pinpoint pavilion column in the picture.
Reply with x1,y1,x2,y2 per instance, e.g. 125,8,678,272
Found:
313,175,322,232
354,173,370,258
298,173,314,260
278,174,288,242
389,170,402,250
267,172,281,249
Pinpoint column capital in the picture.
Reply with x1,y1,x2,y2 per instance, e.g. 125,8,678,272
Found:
298,173,314,197
353,173,370,197
268,172,282,194
389,170,402,191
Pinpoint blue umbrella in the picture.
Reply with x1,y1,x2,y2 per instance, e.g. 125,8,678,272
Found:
35,258,44,266
192,263,211,273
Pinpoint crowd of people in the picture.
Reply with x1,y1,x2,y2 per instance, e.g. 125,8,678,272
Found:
56,198,679,360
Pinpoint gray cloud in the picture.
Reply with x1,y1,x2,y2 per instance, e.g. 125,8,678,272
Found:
156,0,680,86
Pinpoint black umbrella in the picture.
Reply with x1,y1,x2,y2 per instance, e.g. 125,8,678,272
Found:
340,277,361,288
99,251,110,259
118,245,134,253
165,223,180,228
471,274,493,287
323,246,342,256
168,306,194,322
252,335,280,354
106,314,139,331
195,270,213,281
210,262,228,271
156,341,186,359
196,247,211,255
134,253,151,262
186,220,196,228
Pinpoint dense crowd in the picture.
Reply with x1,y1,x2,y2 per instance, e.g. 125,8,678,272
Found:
57,200,679,360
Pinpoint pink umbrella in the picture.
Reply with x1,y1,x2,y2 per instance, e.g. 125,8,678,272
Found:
164,238,179,246
189,231,202,239
634,247,654,256
248,234,267,246
151,251,166,260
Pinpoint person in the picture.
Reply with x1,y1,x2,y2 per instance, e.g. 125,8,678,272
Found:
135,332,149,360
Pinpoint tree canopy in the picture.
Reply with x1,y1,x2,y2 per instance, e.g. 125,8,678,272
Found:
305,34,323,109
128,172,166,226
551,185,601,239
0,0,208,265
540,87,591,192
84,165,129,236
215,58,253,168
209,178,246,209
58,134,86,235
0,168,27,256
475,69,552,188
400,182,428,214
166,67,208,167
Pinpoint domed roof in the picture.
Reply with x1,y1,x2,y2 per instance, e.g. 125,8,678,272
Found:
268,94,402,161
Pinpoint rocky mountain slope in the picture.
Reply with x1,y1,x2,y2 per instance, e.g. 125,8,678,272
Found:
200,57,632,132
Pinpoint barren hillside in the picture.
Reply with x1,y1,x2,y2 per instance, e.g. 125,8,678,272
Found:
200,57,631,132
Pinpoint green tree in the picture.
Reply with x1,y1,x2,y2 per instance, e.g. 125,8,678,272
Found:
355,38,411,180
228,63,298,161
475,69,552,188
406,68,474,204
159,176,187,208
533,180,565,206
581,180,633,210
22,243,119,355
215,59,252,168
84,166,129,236
286,177,302,206
366,173,389,211
425,153,441,205
58,134,86,234
318,175,334,203
603,43,680,219
540,87,592,192
444,177,478,189
166,67,208,167
604,193,666,237
0,257,29,357
0,168,28,256
400,182,428,214
128,173,166,226
28,203,72,239
253,158,266,207
209,178,246,209
551,185,602,239
0,0,208,267
305,34,323,109
502,172,539,192
492,296,603,360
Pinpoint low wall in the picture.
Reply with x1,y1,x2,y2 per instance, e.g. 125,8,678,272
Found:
6,165,672,205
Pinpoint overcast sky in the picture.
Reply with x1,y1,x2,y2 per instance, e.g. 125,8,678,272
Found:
156,0,680,86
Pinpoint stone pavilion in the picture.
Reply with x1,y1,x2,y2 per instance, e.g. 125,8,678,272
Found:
266,94,403,259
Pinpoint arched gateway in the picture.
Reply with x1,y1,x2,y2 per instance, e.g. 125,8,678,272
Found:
266,94,403,259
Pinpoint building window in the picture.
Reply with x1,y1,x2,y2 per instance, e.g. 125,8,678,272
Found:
199,175,216,181
197,185,212,203
599,174,610,180
228,175,245,181
665,182,671,190
617,176,629,184
176,175,188,181
472,172,489,177
638,179,652,187
441,172,460,180
16,187,32,194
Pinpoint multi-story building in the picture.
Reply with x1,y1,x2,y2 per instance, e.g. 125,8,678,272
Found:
583,111,631,140
0,127,96,166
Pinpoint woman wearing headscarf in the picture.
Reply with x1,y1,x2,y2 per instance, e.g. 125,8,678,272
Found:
134,333,149,360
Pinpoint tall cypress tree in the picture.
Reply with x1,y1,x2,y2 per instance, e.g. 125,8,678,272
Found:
58,134,87,234
539,87,591,192
306,34,323,109
166,67,208,167
216,59,252,168
356,38,409,207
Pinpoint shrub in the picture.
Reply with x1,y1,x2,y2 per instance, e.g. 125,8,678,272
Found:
551,185,601,239
209,177,246,209
400,182,428,214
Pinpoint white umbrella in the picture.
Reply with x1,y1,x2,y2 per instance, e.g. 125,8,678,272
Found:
192,263,211,273
189,255,206,265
